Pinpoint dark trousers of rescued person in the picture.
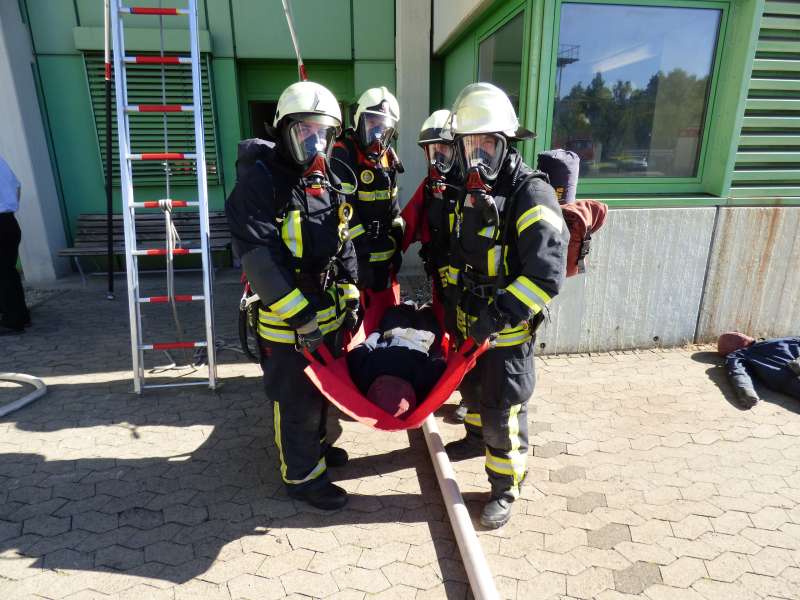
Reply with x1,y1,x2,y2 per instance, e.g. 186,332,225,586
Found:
0,212,28,328
260,339,331,493
460,339,535,501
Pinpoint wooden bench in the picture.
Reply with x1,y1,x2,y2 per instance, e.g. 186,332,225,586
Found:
59,211,231,283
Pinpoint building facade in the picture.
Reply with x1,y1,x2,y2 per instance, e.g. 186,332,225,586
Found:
1,0,797,351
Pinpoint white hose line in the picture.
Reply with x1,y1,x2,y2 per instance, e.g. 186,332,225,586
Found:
422,414,499,600
0,373,47,418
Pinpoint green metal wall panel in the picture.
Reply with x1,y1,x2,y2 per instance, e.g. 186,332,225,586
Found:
232,0,351,59
206,0,235,57
353,0,395,59
732,0,800,199
212,58,241,196
36,56,105,234
441,33,474,107
25,0,78,54
354,61,395,96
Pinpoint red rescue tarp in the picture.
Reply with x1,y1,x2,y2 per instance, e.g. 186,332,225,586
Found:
303,337,486,432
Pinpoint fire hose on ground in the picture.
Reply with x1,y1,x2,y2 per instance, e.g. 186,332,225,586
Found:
0,373,47,418
422,414,500,600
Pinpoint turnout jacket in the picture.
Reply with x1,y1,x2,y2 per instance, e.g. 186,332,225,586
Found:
448,148,568,346
225,145,359,344
401,175,459,292
725,337,800,399
333,130,402,268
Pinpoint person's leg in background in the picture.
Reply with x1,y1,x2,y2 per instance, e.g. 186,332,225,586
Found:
0,212,28,334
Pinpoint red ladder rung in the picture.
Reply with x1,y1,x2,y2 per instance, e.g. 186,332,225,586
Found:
134,248,201,256
129,152,195,161
139,295,204,304
124,55,191,65
142,341,207,351
122,7,189,16
127,104,193,113
140,200,190,208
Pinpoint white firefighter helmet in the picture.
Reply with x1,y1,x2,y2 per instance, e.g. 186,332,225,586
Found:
443,82,534,140
273,81,342,129
272,81,342,166
418,109,451,146
353,86,400,152
418,110,456,174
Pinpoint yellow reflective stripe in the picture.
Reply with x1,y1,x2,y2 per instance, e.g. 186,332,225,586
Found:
392,186,398,198
281,210,303,257
485,449,527,477
495,325,533,347
540,205,565,232
274,403,327,484
338,283,360,302
487,246,501,278
370,249,394,262
517,205,563,234
349,223,365,239
340,182,356,195
370,236,397,263
516,206,541,234
464,412,482,427
449,213,455,233
506,276,551,313
438,266,450,288
320,313,345,335
375,189,393,201
258,325,296,343
446,266,459,286
358,190,376,202
478,225,496,239
269,288,309,320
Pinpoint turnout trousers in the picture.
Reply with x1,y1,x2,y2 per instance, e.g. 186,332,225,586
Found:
460,339,535,501
0,213,27,328
260,340,332,493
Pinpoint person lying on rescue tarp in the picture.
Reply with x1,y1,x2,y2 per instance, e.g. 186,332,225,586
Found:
718,332,800,409
346,301,447,418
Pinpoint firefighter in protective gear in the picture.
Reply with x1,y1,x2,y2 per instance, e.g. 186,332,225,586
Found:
225,81,360,511
401,110,460,328
333,87,404,291
442,82,568,529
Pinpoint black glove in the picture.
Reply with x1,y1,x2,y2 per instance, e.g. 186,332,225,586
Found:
469,304,507,345
343,302,360,333
295,318,324,353
391,248,403,277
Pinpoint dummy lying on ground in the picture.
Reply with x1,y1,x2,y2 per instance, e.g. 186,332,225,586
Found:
346,301,447,418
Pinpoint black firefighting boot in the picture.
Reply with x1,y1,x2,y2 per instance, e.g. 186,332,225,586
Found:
444,433,484,461
288,482,348,510
480,496,513,529
324,445,349,468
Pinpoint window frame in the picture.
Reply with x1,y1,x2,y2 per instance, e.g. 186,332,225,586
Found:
474,2,532,126
539,0,731,196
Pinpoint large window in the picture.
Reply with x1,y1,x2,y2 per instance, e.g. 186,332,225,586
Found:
478,11,525,113
551,3,721,179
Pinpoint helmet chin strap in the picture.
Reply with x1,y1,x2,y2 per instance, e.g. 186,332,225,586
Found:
427,166,446,194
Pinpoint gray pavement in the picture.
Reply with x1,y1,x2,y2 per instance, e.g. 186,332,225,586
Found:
0,272,799,599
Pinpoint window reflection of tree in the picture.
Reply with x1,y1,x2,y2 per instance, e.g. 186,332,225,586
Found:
553,69,711,177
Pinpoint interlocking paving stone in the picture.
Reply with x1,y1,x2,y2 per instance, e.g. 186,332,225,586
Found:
550,465,587,484
613,560,663,594
659,556,708,588
534,441,567,458
567,566,615,599
23,514,71,537
145,541,194,566
567,492,607,514
94,544,144,570
588,523,632,550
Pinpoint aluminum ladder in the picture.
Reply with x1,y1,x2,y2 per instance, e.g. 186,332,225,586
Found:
109,1,217,393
